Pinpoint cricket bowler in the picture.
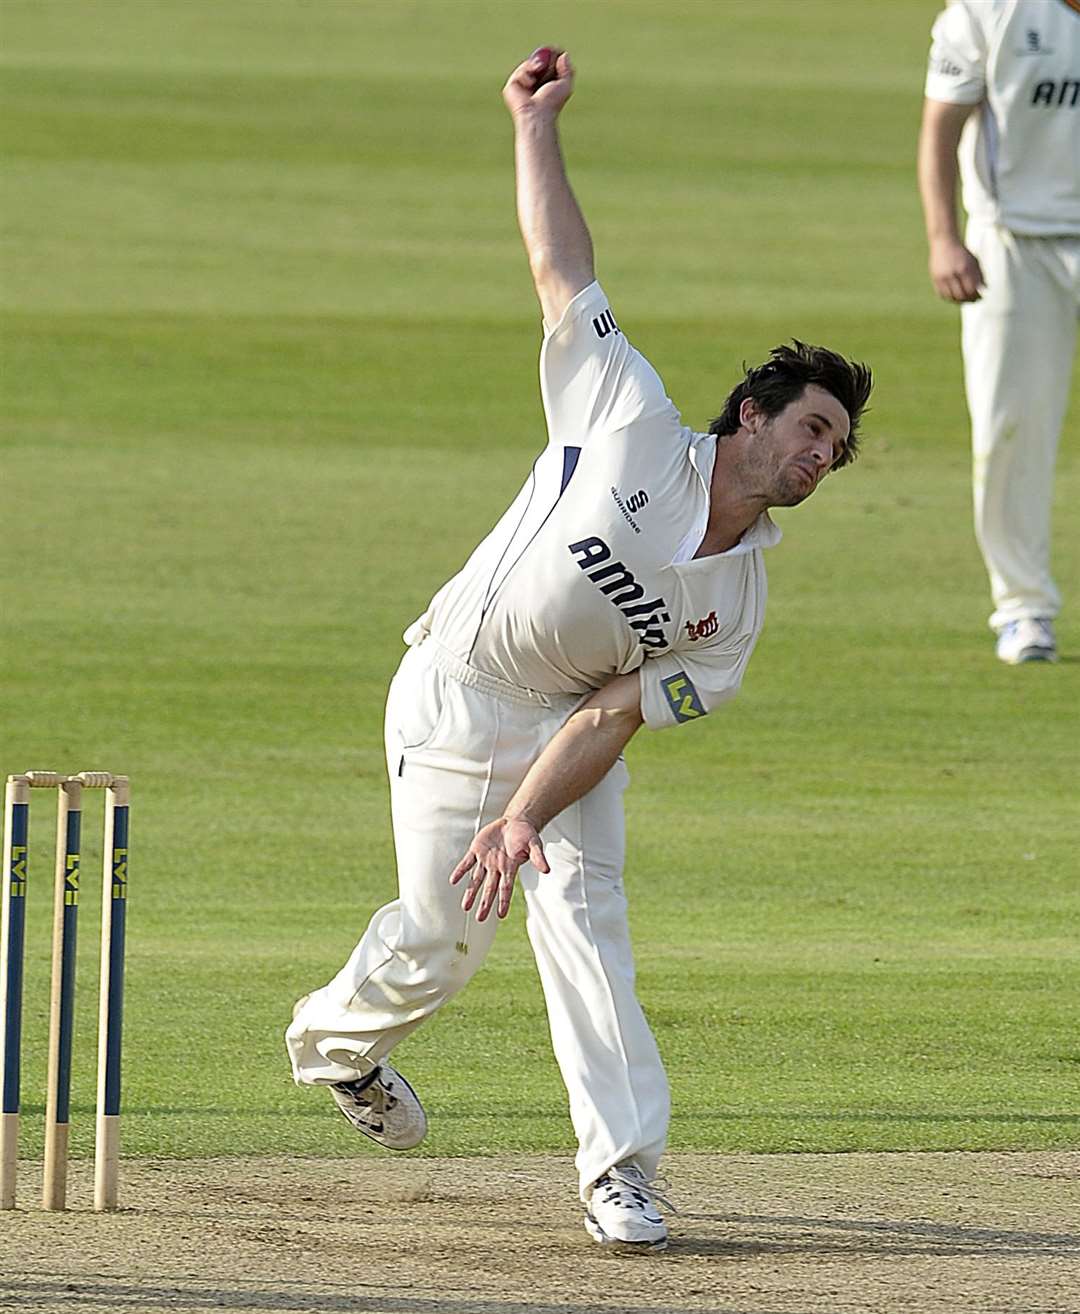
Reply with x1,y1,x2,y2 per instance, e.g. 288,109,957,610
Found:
287,47,873,1251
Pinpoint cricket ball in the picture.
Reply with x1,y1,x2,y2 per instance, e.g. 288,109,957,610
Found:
530,47,558,83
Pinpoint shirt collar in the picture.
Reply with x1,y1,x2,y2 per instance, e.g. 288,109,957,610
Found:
688,432,783,556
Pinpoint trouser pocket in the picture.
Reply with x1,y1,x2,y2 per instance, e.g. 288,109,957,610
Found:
386,646,453,774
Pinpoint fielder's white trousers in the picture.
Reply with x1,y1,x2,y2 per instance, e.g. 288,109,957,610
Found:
962,222,1079,631
285,639,670,1197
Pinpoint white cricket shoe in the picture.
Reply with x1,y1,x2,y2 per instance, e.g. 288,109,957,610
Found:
996,618,1058,665
330,1065,427,1150
584,1161,673,1251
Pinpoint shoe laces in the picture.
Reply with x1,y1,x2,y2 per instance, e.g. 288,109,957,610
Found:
598,1163,677,1216
1002,618,1054,643
338,1070,398,1114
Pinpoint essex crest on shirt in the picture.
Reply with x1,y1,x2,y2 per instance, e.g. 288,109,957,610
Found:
685,611,718,641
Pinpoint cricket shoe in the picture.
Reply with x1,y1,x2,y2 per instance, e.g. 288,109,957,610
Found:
584,1161,674,1252
330,1064,427,1150
996,618,1058,665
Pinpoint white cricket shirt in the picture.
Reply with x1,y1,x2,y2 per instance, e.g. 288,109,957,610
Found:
925,0,1080,236
405,282,779,731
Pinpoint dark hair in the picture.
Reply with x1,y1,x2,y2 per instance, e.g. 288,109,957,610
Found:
708,341,872,469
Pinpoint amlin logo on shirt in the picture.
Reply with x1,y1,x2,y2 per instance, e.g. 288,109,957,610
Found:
568,536,671,650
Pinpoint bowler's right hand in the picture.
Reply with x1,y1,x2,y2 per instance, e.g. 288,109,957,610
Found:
503,46,575,119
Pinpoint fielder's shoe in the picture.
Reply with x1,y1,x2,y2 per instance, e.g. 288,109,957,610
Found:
995,618,1058,665
330,1065,427,1150
584,1161,673,1252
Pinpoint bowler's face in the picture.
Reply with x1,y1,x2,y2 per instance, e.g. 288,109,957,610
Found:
761,385,851,506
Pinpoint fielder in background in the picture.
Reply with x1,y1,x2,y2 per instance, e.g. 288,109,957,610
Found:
918,0,1080,665
287,47,871,1251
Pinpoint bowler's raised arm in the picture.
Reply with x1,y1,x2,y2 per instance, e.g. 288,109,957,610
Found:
504,47,595,326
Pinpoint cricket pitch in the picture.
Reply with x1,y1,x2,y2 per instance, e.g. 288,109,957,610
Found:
1,1151,1077,1313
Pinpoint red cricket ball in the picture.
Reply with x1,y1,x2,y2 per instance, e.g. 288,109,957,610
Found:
529,47,557,83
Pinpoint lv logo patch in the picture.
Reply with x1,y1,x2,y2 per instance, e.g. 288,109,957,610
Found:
662,672,705,722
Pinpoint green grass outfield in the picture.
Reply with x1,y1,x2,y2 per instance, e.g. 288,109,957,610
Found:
1,0,1077,1164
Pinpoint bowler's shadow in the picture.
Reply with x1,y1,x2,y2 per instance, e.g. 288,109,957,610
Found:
672,1211,1080,1259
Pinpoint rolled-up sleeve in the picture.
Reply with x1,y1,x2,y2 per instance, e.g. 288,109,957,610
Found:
638,643,756,731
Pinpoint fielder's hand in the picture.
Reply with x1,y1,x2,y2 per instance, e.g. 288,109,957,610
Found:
502,46,574,119
450,815,550,922
928,236,984,303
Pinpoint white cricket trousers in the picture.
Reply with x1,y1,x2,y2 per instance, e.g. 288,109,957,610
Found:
285,638,670,1197
962,221,1080,631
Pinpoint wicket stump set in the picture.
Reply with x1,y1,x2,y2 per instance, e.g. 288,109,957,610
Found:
1,771,130,1212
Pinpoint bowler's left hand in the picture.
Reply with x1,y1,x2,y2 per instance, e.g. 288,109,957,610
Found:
450,816,549,921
